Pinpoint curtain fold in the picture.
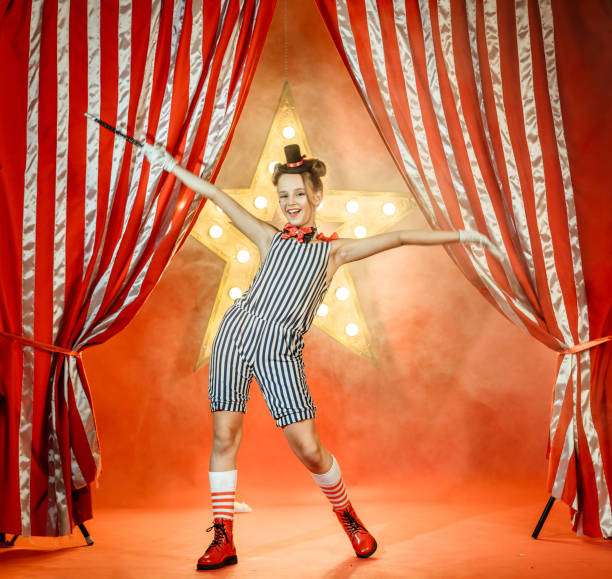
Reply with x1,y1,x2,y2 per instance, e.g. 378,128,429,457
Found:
315,0,611,537
0,0,276,537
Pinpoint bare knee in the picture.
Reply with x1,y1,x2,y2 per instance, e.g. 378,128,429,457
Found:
292,439,328,472
212,423,242,457
283,420,332,473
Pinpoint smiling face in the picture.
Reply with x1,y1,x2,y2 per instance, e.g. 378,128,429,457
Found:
277,172,322,229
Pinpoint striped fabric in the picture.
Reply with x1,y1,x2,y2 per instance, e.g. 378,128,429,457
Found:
0,0,275,537
237,233,331,334
315,0,612,537
209,469,236,521
312,455,350,511
320,480,350,512
209,304,318,427
209,234,330,426
211,492,236,521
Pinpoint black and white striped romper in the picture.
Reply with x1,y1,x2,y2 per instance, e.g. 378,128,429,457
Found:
208,231,331,427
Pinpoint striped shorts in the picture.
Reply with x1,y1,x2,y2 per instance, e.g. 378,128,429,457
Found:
208,305,316,427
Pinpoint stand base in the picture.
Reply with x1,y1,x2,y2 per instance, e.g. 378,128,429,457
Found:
0,524,91,547
0,533,19,548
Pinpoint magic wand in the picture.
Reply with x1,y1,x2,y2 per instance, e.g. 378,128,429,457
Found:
84,112,143,147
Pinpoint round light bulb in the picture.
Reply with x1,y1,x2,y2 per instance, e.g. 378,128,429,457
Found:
317,304,329,317
346,200,359,214
345,323,359,337
268,161,279,174
335,287,350,301
282,126,296,139
254,196,268,209
229,287,242,300
354,225,367,238
209,225,223,239
237,250,250,263
383,202,396,216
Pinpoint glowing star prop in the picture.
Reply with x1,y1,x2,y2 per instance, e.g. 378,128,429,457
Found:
190,82,416,369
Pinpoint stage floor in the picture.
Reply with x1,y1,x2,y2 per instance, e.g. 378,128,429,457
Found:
1,483,610,578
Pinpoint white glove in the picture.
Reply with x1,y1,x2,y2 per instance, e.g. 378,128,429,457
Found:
458,229,504,262
141,142,178,172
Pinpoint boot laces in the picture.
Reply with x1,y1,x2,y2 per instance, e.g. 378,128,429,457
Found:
339,510,364,536
205,522,229,549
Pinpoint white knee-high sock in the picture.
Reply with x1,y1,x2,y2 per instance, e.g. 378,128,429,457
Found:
311,455,350,511
209,470,237,521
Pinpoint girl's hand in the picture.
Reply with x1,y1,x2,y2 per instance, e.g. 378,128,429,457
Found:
458,230,504,261
141,142,178,173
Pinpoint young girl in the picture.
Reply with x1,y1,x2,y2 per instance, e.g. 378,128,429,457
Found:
142,142,500,570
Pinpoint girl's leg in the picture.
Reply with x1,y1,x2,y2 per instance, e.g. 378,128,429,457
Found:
210,410,244,471
282,418,332,474
282,419,348,509
198,411,244,571
282,419,377,558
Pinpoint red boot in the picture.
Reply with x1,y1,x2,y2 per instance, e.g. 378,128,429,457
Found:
196,518,238,570
334,503,377,558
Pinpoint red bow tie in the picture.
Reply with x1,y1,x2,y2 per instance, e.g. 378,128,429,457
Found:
281,224,316,243
281,224,339,243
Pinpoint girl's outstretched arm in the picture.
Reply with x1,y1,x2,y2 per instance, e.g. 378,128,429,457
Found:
142,143,276,252
331,229,502,271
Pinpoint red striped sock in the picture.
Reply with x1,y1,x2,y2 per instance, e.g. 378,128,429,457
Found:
209,470,237,521
311,456,350,511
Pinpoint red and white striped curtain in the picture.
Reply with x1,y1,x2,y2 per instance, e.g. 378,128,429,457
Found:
0,0,275,537
316,0,612,537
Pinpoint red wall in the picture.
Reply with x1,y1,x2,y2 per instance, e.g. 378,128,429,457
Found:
84,1,556,508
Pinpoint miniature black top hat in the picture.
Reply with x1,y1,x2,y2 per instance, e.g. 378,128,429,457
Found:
281,144,314,173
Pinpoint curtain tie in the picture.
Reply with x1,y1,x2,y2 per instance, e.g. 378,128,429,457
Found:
559,336,612,356
0,330,82,358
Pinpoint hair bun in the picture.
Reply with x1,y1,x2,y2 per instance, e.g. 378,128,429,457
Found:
311,159,326,178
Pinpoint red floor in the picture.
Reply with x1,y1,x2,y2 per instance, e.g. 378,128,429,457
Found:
2,482,610,578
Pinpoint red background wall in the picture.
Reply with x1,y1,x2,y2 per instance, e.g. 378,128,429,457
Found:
83,1,555,509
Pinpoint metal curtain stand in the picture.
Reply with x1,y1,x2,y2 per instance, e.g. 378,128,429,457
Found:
0,533,19,548
0,523,93,547
532,496,556,539
78,523,94,546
